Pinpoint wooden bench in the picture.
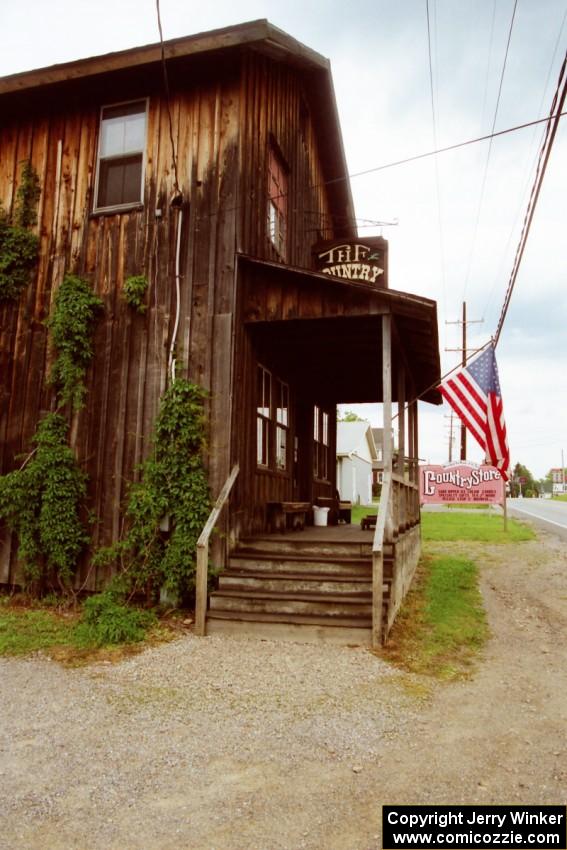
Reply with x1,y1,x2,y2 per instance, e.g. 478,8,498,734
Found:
266,501,311,533
361,514,377,531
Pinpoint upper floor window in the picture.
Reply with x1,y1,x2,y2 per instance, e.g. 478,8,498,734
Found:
267,144,288,259
95,100,147,211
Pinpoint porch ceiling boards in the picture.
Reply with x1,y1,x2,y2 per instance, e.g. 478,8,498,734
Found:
238,255,442,405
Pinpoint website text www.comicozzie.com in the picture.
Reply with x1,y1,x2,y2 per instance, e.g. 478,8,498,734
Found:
382,806,567,849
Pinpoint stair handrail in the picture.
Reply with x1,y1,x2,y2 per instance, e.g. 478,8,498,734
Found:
195,463,240,636
371,467,393,647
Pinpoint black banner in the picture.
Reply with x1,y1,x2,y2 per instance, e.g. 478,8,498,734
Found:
383,805,566,849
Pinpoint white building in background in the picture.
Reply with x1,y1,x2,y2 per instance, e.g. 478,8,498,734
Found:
336,421,378,505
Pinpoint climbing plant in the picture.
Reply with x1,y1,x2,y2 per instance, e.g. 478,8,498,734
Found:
0,161,41,301
0,413,88,593
123,275,148,313
46,274,103,410
95,378,211,600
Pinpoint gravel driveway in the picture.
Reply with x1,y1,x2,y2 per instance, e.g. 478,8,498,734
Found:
1,530,566,850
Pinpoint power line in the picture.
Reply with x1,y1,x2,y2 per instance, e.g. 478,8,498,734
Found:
196,109,567,225
325,110,567,186
461,0,518,303
494,52,567,346
481,8,567,324
425,0,447,351
156,0,180,196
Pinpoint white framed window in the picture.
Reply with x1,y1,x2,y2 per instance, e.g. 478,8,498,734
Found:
313,406,330,481
276,380,289,471
256,365,289,472
257,365,271,467
267,144,287,259
94,99,147,211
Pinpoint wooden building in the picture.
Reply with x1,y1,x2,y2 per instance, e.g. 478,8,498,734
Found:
0,20,441,644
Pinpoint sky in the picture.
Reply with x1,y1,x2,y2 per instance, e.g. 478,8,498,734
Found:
1,0,566,479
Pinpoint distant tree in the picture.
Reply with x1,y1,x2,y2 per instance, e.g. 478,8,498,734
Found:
510,462,537,497
338,410,365,422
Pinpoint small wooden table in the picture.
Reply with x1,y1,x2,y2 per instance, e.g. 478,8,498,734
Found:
361,514,377,531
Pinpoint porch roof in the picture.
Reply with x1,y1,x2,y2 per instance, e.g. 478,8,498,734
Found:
238,255,442,406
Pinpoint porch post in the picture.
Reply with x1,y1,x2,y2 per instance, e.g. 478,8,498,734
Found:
408,396,416,484
382,314,392,471
397,366,406,479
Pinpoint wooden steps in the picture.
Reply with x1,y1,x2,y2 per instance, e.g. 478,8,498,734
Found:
207,536,394,645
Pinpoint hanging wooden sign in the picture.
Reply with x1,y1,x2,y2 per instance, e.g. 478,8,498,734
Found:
313,236,388,288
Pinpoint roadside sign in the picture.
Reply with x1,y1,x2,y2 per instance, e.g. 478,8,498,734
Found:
419,461,504,504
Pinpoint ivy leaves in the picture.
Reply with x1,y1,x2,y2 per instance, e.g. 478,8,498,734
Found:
0,414,88,591
96,379,211,599
0,161,41,302
47,274,103,410
0,273,100,594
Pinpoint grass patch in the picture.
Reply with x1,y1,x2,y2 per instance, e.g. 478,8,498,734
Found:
350,503,378,526
0,607,77,655
421,511,535,542
382,554,489,680
0,594,176,664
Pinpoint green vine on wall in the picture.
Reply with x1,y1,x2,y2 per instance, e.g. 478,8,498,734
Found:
123,275,149,313
0,413,88,593
95,379,211,600
47,274,103,410
0,161,41,301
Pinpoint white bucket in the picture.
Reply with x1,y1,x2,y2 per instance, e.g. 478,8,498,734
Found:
313,506,330,527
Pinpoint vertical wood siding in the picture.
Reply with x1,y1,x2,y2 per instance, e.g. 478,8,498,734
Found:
0,50,343,583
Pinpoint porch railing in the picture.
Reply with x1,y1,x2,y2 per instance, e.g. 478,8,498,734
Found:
194,464,240,637
371,467,421,647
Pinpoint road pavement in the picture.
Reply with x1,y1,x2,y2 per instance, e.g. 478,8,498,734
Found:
506,497,567,540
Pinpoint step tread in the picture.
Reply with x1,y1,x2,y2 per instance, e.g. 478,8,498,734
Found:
232,550,375,565
211,588,372,602
221,568,372,581
207,609,372,628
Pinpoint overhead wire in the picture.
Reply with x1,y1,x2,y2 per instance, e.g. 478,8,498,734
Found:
425,0,447,350
156,0,180,196
482,7,567,323
461,0,518,304
493,51,567,346
195,110,567,226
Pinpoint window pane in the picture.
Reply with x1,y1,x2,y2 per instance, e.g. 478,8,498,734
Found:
276,425,287,470
97,154,143,208
101,102,146,156
277,381,288,425
123,111,146,153
323,412,329,446
257,417,269,466
313,406,319,441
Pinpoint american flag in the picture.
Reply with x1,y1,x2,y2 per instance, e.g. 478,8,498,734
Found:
440,343,510,480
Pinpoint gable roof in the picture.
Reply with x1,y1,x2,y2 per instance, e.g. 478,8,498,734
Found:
337,421,378,461
0,20,354,233
0,20,329,95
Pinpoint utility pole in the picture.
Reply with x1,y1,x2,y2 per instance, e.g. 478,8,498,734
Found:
446,302,483,460
444,412,456,462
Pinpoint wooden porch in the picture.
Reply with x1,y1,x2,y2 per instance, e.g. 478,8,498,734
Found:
194,257,440,646
198,470,421,646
